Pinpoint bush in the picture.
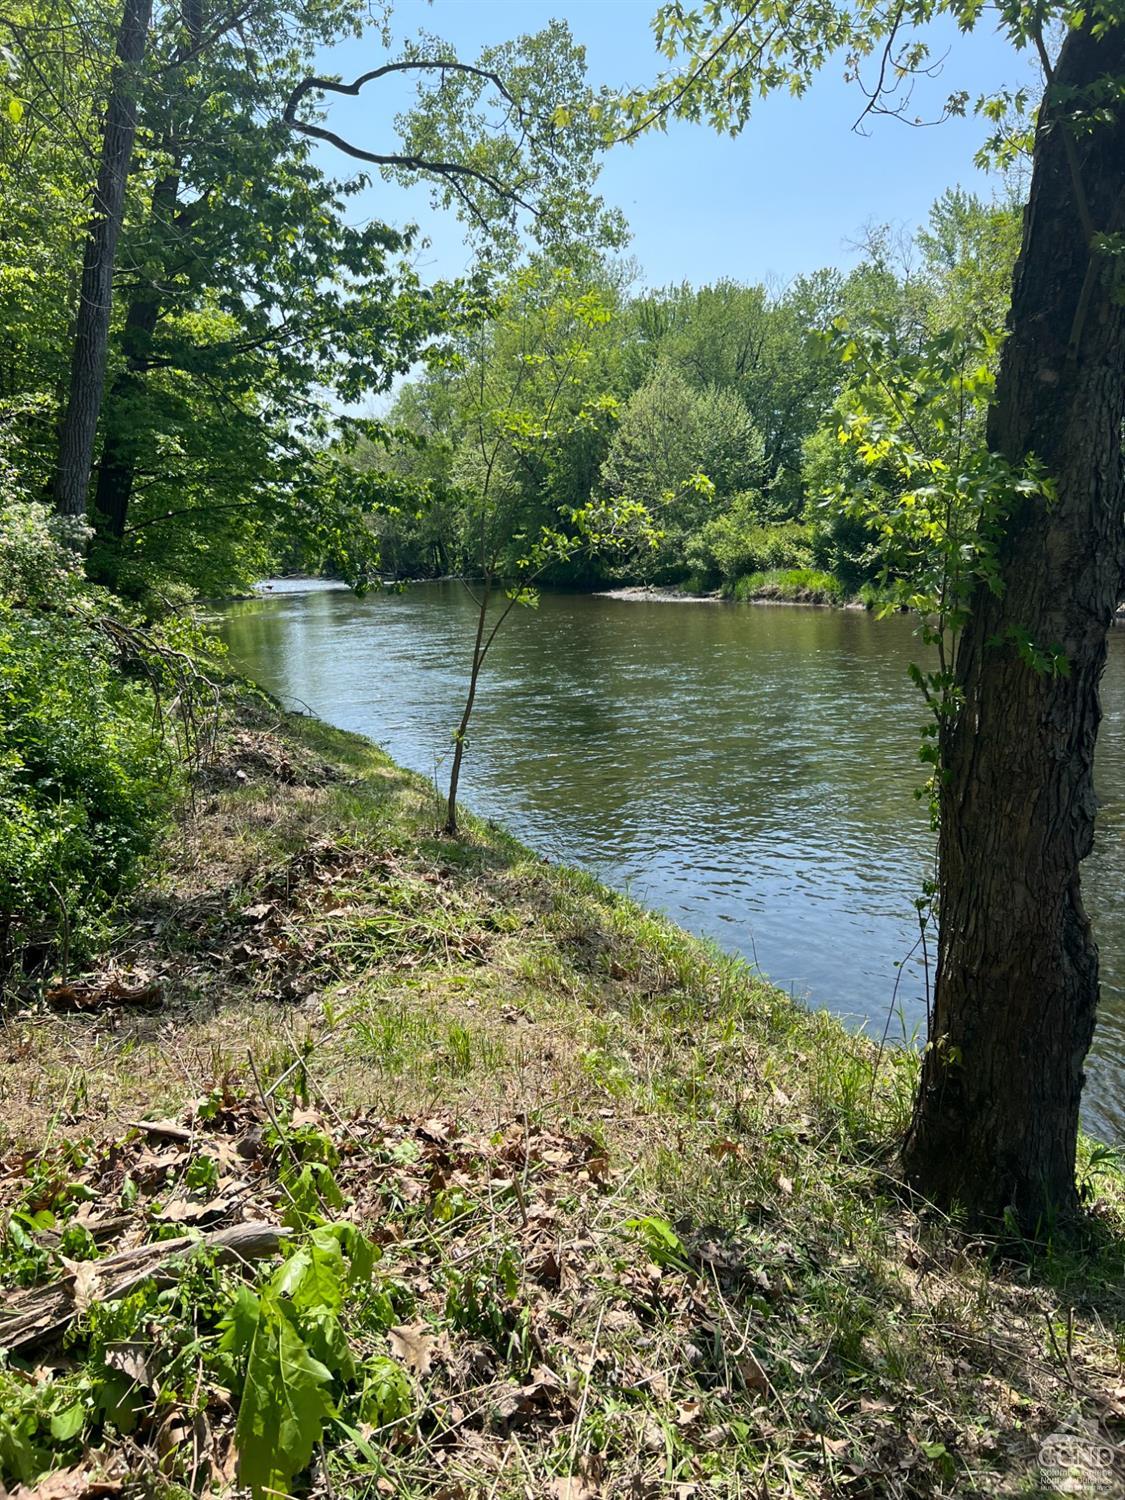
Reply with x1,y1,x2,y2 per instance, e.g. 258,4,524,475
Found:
685,493,814,585
0,500,180,969
809,511,883,596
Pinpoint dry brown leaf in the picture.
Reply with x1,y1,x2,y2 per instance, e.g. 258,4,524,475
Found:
550,1478,599,1500
641,1414,665,1452
675,1398,704,1428
777,1175,794,1196
157,1195,231,1225
60,1258,102,1314
103,1341,155,1388
737,1351,770,1395
388,1323,437,1376
707,1138,741,1160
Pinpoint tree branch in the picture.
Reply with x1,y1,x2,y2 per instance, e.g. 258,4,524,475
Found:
282,58,537,216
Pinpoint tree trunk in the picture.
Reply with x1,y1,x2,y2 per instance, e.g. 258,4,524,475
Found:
93,0,201,550
446,584,490,835
91,167,178,548
52,0,153,519
902,21,1125,1228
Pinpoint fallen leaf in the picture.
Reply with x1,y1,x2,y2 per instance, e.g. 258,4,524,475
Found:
388,1323,437,1376
104,1342,156,1389
61,1258,102,1314
777,1175,794,1196
707,1138,741,1160
550,1478,599,1500
737,1351,770,1395
156,1195,231,1225
675,1398,704,1428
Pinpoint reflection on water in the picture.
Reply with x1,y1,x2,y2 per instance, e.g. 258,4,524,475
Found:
217,581,1125,1141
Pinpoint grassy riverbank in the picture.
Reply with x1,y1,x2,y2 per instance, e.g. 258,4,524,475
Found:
2,685,1124,1497
600,571,881,607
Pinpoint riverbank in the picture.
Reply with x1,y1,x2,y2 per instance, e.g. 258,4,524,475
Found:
597,570,871,609
2,685,1124,1497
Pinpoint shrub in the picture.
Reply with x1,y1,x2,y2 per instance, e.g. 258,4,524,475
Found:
809,511,883,595
685,493,814,585
0,500,180,969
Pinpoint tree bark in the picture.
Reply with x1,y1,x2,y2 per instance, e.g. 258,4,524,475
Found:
93,0,201,550
52,0,153,519
902,20,1125,1228
91,165,178,547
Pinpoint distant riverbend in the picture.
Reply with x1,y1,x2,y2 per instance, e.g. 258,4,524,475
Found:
217,579,1125,1140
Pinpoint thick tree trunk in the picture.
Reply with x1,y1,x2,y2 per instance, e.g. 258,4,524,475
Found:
902,21,1125,1228
93,0,201,548
52,0,153,519
92,168,178,546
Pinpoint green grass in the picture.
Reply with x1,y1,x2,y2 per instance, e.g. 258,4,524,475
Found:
1,684,1123,1497
729,567,850,604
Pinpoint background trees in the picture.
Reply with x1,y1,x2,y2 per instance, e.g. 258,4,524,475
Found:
370,196,1019,601
0,0,620,598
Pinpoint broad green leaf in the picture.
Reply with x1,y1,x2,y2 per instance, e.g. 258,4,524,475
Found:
49,1403,85,1441
235,1295,335,1499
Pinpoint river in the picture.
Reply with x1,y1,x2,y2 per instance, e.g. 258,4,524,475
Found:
217,580,1125,1141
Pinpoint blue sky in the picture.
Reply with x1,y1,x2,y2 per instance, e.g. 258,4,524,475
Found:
310,0,1037,291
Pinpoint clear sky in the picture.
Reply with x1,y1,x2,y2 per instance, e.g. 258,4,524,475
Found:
308,0,1036,291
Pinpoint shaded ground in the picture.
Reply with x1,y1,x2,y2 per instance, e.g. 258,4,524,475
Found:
1,689,1124,1498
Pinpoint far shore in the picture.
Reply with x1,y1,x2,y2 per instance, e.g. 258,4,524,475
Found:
595,584,867,610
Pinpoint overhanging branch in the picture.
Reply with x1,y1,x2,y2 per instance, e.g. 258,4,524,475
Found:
282,58,538,217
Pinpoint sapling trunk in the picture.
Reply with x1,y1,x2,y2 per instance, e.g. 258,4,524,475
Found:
446,582,491,835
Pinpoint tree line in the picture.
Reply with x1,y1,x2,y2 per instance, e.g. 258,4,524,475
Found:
353,193,1020,603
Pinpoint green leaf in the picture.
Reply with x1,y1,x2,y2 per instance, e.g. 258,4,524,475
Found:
235,1294,336,1499
219,1284,262,1355
6,98,23,125
298,1306,356,1382
272,1230,346,1313
359,1355,413,1427
49,1403,85,1441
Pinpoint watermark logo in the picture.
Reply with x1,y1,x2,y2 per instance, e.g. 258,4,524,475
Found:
1038,1420,1122,1496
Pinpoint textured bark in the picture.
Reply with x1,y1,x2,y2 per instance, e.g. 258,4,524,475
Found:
93,0,201,547
91,167,177,544
902,21,1125,1227
52,0,153,518
0,1221,288,1352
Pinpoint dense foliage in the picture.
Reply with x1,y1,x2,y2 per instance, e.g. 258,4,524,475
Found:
365,188,1021,598
0,490,179,968
0,0,622,965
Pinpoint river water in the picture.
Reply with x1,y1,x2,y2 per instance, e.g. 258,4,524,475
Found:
217,580,1125,1141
